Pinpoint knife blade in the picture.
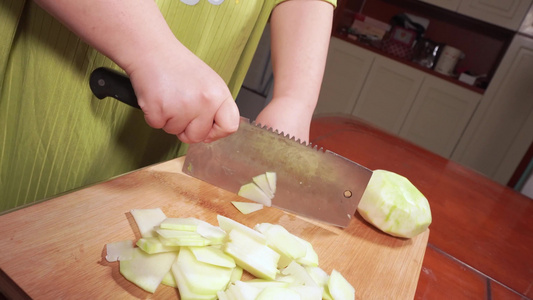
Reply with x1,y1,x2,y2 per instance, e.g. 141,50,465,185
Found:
89,67,372,227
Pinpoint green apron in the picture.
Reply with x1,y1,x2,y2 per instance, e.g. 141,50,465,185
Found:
0,0,334,212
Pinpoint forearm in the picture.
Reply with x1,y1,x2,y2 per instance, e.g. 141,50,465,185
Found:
33,0,181,73
269,0,334,114
255,0,333,141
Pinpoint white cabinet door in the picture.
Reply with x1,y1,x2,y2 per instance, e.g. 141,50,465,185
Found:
457,0,532,30
352,56,425,134
452,34,533,184
399,76,481,158
314,38,375,115
418,0,462,11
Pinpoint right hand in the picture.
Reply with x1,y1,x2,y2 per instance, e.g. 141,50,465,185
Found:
126,40,240,144
33,0,239,144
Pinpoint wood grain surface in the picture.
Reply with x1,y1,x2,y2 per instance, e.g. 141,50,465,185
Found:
0,157,428,300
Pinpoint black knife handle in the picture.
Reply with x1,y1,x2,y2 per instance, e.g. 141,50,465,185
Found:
89,67,141,109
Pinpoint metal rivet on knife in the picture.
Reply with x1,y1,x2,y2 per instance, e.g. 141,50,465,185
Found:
344,190,352,198
98,79,106,87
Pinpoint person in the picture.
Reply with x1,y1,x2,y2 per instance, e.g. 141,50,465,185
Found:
0,0,335,212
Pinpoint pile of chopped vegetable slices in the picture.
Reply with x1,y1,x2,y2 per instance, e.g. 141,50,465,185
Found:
106,208,355,300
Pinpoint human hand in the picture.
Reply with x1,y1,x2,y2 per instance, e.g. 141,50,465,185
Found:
255,96,314,143
126,41,240,144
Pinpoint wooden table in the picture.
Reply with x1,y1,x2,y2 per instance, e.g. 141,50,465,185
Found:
309,116,533,299
0,157,429,299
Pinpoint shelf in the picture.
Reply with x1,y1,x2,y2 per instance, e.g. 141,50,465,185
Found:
332,33,486,94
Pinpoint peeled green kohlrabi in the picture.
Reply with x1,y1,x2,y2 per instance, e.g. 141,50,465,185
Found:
357,170,432,238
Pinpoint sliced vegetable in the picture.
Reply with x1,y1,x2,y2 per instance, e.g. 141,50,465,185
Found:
119,248,177,293
266,172,277,194
289,285,323,300
159,217,199,231
107,211,356,299
229,266,244,284
156,228,204,240
217,214,266,244
231,201,264,214
224,281,262,300
172,263,218,300
105,240,134,262
156,228,212,247
223,228,280,280
305,266,330,287
161,271,177,288
130,208,167,238
294,236,319,267
237,182,272,207
244,279,290,289
256,286,300,300
173,247,233,296
328,269,355,300
160,237,211,247
253,173,274,198
305,266,333,300
280,261,318,287
195,219,227,244
237,172,277,209
136,237,180,254
254,223,308,268
190,246,236,268
217,290,230,300
357,169,432,238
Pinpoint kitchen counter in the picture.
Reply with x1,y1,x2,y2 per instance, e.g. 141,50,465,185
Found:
309,115,533,299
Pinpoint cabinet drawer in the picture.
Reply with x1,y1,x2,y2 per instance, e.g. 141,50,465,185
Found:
399,76,481,158
418,0,462,11
458,0,532,30
352,56,425,134
315,38,375,115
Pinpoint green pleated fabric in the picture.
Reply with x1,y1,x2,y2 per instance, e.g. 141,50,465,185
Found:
0,0,335,212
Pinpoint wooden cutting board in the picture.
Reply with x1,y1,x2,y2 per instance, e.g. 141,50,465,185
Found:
0,157,428,300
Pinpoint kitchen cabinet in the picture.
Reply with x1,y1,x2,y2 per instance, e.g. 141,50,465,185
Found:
419,0,461,11
399,76,481,157
352,56,425,134
452,34,533,184
314,38,375,115
418,0,532,30
315,37,482,159
458,0,532,31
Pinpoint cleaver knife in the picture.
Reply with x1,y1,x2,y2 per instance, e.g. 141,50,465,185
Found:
89,67,372,227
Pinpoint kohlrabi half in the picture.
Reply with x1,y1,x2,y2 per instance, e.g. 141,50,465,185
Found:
357,169,432,238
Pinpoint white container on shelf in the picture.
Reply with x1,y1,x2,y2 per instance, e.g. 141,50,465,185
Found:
434,45,464,76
